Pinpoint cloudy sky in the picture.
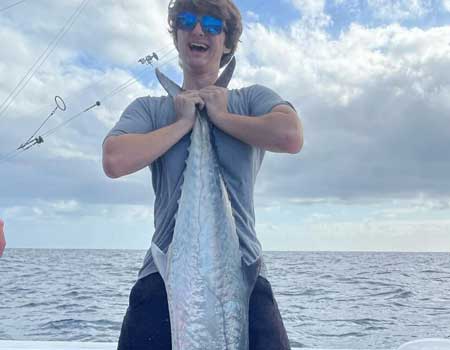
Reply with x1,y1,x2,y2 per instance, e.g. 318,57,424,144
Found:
1,0,449,252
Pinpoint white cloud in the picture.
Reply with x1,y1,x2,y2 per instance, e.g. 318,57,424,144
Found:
1,0,450,250
291,0,331,28
303,219,450,251
3,200,153,222
367,0,432,21
245,11,260,22
51,199,80,211
3,1,450,210
256,202,450,251
237,19,450,203
444,0,450,11
0,1,176,216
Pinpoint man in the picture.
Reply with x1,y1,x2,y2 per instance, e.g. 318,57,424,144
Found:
103,0,303,349
0,219,5,257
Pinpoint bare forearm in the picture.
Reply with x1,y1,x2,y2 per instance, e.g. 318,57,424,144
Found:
212,111,303,153
103,120,191,178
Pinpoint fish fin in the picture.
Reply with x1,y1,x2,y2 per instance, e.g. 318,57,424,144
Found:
242,257,262,289
151,243,168,281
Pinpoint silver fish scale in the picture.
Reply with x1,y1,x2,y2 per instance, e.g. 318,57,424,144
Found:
154,112,251,350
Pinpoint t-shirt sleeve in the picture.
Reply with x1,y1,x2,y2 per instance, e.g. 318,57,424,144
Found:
103,97,155,143
247,84,296,117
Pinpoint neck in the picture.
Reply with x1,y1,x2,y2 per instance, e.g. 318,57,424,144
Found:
182,68,219,90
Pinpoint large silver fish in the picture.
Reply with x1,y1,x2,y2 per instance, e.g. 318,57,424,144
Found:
151,58,261,349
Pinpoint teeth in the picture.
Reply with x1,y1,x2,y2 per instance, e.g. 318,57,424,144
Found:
190,43,208,50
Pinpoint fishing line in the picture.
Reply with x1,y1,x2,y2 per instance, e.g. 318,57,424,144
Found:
17,96,67,151
0,49,180,165
3,19,176,146
104,51,179,102
0,103,98,165
42,44,176,121
54,49,179,131
1,4,257,165
2,0,257,165
0,0,90,121
0,149,22,164
0,97,67,163
100,48,178,102
41,101,101,139
100,48,176,101
0,148,26,164
138,41,175,65
0,0,28,12
26,48,176,141
2,43,175,130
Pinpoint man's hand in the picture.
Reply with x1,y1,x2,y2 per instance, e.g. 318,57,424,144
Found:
0,219,6,257
173,91,205,130
199,86,228,124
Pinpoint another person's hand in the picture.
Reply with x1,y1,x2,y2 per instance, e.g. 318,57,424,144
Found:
199,86,228,124
173,91,204,131
0,219,5,257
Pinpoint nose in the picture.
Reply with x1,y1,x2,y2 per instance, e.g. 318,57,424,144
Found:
191,22,205,35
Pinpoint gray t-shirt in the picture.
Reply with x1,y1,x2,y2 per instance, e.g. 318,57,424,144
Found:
105,84,293,280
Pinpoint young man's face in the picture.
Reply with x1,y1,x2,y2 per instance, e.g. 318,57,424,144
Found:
176,12,229,73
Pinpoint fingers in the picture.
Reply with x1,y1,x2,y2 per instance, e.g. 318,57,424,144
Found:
172,90,205,129
199,86,226,94
176,87,227,112
191,95,205,110
198,86,227,101
180,90,199,98
177,91,205,109
182,86,226,100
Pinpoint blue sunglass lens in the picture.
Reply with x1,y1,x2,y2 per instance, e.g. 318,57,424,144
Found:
202,15,223,34
177,12,197,30
176,12,223,35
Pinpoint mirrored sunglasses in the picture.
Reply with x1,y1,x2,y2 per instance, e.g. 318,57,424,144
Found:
176,11,224,35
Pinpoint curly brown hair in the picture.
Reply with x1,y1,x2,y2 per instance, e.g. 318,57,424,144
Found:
168,0,242,67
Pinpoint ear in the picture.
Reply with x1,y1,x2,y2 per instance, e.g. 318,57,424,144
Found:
223,47,232,54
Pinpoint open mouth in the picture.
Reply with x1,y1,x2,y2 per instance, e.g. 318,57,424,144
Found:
189,43,209,52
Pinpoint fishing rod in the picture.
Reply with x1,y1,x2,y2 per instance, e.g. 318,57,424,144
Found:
0,0,268,122
0,96,68,163
0,48,179,165
0,0,28,12
0,0,271,165
43,48,179,137
17,96,67,151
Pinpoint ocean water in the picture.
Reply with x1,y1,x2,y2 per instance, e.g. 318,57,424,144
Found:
0,249,449,349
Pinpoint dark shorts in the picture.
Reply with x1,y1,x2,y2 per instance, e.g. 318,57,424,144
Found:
117,272,290,350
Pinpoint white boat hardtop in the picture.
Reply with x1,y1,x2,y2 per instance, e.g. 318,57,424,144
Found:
398,339,450,350
0,341,378,350
0,338,449,350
